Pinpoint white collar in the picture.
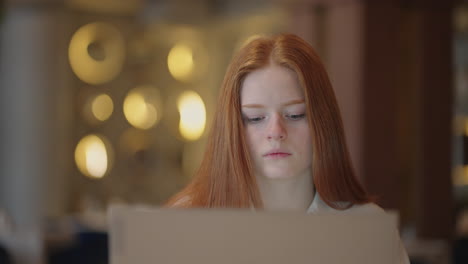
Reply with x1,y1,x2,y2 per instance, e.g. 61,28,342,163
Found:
251,192,345,213
306,192,341,214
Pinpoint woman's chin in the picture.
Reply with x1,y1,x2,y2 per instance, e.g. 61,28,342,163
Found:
260,170,298,180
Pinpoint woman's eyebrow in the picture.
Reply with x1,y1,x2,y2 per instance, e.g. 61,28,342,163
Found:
283,99,305,106
242,99,305,108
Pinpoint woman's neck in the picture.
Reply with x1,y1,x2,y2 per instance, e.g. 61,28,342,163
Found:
255,172,314,212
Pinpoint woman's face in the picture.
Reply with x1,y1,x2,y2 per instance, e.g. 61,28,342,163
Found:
240,65,313,181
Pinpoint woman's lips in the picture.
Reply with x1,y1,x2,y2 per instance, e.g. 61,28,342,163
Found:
263,152,291,158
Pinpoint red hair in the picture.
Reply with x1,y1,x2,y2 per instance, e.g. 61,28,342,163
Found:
165,33,371,209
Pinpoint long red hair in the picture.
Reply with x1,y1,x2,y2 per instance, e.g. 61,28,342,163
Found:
165,33,371,209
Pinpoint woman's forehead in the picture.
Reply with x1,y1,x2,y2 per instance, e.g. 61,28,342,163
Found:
240,65,304,105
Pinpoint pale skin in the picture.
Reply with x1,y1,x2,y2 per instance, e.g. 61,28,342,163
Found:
240,64,314,211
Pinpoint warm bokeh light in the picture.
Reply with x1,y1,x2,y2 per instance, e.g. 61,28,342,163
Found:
91,94,113,121
454,165,468,186
68,22,125,85
167,43,194,82
75,134,112,179
177,91,206,141
123,86,161,130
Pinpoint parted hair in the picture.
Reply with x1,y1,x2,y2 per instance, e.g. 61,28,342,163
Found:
165,33,371,209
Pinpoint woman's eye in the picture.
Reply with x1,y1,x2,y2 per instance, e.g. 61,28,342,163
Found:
245,116,265,123
287,113,306,120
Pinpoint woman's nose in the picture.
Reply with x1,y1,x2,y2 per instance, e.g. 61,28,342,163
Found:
267,115,287,141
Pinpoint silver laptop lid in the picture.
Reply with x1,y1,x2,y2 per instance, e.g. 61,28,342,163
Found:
109,206,398,264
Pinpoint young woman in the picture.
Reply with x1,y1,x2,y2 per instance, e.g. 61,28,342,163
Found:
166,34,409,263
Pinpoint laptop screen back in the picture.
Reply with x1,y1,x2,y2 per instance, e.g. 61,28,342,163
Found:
109,207,398,264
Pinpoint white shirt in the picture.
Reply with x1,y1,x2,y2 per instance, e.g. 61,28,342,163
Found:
307,193,411,264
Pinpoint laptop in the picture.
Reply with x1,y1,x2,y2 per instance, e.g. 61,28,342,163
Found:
109,206,398,264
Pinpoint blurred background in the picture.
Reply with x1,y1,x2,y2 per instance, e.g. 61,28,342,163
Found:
0,0,466,263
